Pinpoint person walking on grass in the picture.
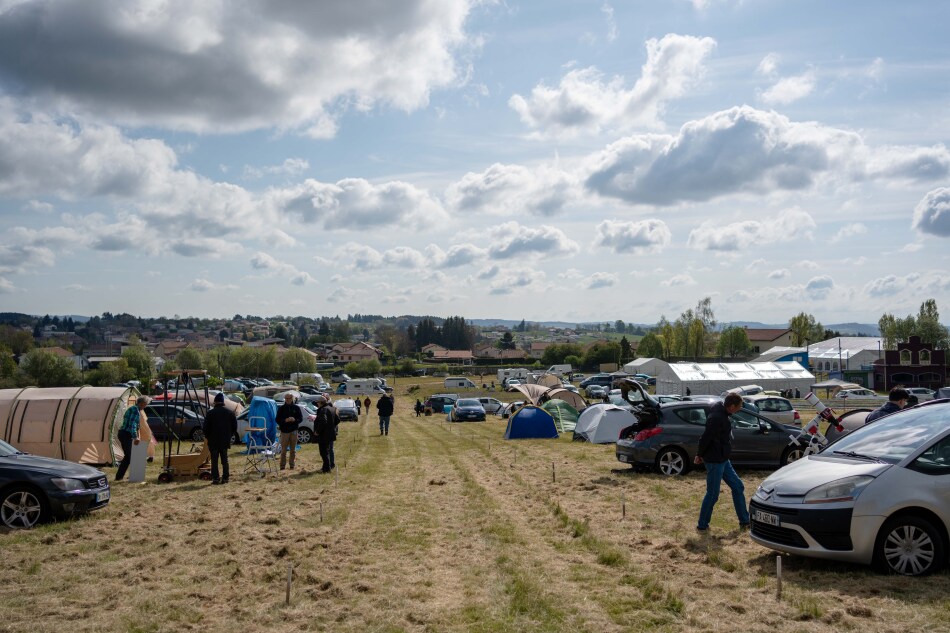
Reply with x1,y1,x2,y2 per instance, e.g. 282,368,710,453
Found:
203,392,237,484
275,392,299,471
115,395,147,481
315,398,340,472
694,393,750,532
377,392,395,436
363,396,371,417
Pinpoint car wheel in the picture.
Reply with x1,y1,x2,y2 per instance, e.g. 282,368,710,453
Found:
874,515,946,576
296,428,313,444
1,485,48,529
655,447,689,476
781,444,805,466
191,427,205,442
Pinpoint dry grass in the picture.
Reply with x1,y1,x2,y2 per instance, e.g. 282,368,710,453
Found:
3,377,950,633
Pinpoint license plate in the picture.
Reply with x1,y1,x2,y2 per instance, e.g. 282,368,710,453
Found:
618,454,629,463
753,509,779,526
96,490,110,502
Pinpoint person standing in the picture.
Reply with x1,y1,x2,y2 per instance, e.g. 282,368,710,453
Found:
275,392,300,471
377,392,395,435
866,387,909,423
115,395,148,481
355,397,362,416
314,398,340,472
363,396,371,417
414,399,423,417
694,393,750,531
203,392,237,484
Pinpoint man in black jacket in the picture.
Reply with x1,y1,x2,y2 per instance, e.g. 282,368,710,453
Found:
376,393,395,436
275,392,300,470
694,393,750,531
314,399,339,473
203,393,237,484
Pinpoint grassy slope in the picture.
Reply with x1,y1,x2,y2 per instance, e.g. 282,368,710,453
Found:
2,377,949,632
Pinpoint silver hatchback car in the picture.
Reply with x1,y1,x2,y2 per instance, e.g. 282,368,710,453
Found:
749,400,950,575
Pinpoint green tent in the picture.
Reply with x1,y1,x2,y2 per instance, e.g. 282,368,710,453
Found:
541,399,580,433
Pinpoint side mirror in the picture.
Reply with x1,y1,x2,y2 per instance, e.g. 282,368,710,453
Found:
758,421,770,434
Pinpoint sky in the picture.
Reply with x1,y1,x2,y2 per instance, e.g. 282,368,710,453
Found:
0,0,949,325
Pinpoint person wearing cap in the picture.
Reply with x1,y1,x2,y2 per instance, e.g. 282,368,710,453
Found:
275,392,300,471
204,392,237,484
115,395,148,481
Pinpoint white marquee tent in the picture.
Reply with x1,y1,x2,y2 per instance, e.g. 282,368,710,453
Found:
622,358,667,377
655,361,814,396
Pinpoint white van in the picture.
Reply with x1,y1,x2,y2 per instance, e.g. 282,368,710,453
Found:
337,378,387,396
444,376,477,389
545,364,572,375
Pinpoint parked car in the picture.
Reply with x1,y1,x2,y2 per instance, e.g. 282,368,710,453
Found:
0,438,110,529
586,385,608,399
633,373,656,386
579,374,613,390
655,394,683,404
500,401,526,418
743,394,801,427
330,371,350,384
478,397,505,415
424,394,459,412
334,399,360,421
505,379,523,391
450,399,486,422
144,403,205,442
834,388,886,400
616,401,805,475
750,400,950,576
235,403,317,444
906,387,936,402
559,384,580,394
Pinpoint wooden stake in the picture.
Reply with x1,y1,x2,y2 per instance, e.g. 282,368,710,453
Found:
319,501,323,523
622,492,626,520
285,562,293,605
552,461,556,483
776,556,783,600
334,467,338,486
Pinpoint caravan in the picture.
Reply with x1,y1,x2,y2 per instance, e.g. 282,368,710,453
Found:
336,378,387,396
497,368,529,386
444,376,477,389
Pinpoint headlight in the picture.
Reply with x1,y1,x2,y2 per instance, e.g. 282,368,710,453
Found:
753,485,769,501
803,475,874,504
50,477,85,492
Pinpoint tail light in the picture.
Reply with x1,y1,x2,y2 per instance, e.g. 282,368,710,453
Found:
793,410,801,423
634,427,663,442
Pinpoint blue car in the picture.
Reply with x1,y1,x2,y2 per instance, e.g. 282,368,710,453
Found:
450,399,486,422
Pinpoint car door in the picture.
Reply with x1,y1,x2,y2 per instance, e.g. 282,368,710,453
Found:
728,408,774,464
144,405,166,439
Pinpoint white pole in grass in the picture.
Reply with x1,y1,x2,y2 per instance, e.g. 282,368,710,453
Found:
776,556,782,600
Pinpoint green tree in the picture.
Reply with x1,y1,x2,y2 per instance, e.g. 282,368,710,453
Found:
281,347,316,377
344,359,383,377
273,323,288,342
657,317,674,359
0,325,34,355
917,299,950,348
122,342,155,384
540,343,584,366
0,343,16,379
717,326,751,359
397,358,417,376
176,347,204,370
619,336,634,363
636,333,664,358
581,342,622,370
499,332,516,350
615,320,626,334
789,312,824,347
16,349,81,387
85,359,129,386
564,354,582,369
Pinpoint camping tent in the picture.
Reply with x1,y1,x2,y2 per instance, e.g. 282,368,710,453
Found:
541,399,580,433
573,404,635,444
0,386,135,465
544,387,587,411
622,358,668,378
534,374,562,388
511,383,551,405
504,405,559,439
808,379,862,397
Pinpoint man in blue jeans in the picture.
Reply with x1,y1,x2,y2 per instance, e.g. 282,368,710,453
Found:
694,393,750,531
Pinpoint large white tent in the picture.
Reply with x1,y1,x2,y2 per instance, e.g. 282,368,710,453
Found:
655,361,814,396
622,358,667,377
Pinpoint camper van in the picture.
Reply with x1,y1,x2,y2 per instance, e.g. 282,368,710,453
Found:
497,368,530,385
545,364,573,376
290,372,323,385
444,376,477,389
336,378,387,396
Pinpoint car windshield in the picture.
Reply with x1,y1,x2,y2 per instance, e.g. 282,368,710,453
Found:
337,399,355,408
0,439,23,456
825,405,950,464
457,399,480,407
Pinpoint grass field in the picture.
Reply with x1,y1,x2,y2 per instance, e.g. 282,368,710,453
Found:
2,377,949,632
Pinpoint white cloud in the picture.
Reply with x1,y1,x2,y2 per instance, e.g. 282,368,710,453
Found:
0,276,14,293
190,278,213,292
756,53,779,77
912,187,950,237
899,242,923,253
428,243,487,268
586,106,950,206
602,4,618,42
768,269,789,279
477,264,499,280
864,273,918,297
0,1,475,135
489,270,546,295
509,33,716,137
584,272,617,289
687,208,816,251
830,222,868,243
805,275,834,299
660,273,695,287
327,287,356,303
445,163,578,217
487,222,580,259
248,251,314,285
63,284,89,291
22,199,53,213
800,259,820,269
593,219,671,254
761,72,816,105
745,258,766,273
243,158,310,180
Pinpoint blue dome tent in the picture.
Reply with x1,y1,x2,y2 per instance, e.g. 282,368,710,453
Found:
504,405,558,440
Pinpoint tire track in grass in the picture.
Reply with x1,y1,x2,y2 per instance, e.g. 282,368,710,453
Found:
432,420,687,630
410,418,624,633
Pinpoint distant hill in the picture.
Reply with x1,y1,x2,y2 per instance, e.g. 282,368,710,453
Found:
723,321,880,337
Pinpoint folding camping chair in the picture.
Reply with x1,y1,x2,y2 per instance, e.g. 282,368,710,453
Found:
243,416,280,477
